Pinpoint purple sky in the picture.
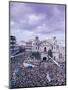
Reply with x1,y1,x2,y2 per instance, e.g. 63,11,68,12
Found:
10,2,65,44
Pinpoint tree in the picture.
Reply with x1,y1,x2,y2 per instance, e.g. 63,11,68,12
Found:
31,52,41,60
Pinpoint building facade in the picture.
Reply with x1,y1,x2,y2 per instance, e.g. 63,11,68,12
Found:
25,41,32,52
21,36,65,62
10,36,19,56
32,36,40,52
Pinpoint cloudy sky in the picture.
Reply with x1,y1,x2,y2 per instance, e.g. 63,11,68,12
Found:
10,2,65,44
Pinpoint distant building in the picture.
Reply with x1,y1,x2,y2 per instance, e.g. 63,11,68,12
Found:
19,41,26,51
20,36,65,62
10,36,19,55
58,46,65,62
39,40,53,60
52,36,59,61
39,40,53,53
25,41,32,52
32,36,40,52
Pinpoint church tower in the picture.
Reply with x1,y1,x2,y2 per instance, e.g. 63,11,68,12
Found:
32,36,40,52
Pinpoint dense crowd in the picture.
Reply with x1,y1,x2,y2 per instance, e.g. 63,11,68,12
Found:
9,53,66,88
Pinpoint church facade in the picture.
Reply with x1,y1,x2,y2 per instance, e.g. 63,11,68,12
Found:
22,36,65,62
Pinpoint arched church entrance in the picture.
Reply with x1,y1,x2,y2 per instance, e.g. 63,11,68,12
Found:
43,57,47,61
44,47,47,52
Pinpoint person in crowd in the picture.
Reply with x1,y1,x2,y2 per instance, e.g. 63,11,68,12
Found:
48,49,53,62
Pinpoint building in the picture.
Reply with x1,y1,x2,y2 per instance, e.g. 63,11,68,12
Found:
25,41,32,52
20,36,65,62
10,36,19,56
39,40,53,53
52,36,59,61
32,36,40,52
39,40,53,60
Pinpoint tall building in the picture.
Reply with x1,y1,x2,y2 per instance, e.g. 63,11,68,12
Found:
52,36,60,61
10,36,19,56
32,36,40,52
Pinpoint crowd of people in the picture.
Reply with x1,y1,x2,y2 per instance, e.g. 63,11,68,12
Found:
10,52,66,88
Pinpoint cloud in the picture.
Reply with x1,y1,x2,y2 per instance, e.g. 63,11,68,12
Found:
27,14,46,25
10,2,34,21
10,2,65,43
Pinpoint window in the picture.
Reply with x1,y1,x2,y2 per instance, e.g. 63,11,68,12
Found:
36,47,37,49
44,47,46,52
36,43,37,45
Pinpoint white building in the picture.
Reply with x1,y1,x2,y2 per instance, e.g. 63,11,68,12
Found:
39,40,53,53
52,36,60,61
32,36,40,52
39,40,53,60
25,41,32,52
20,36,65,62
